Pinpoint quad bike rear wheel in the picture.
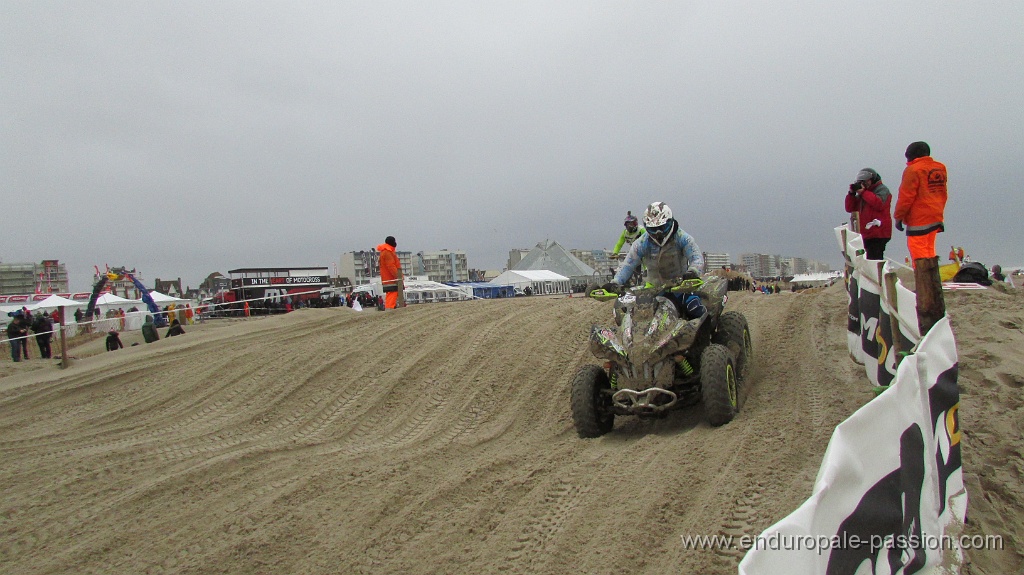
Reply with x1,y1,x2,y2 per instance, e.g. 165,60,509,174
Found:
713,311,752,382
570,365,615,438
700,344,738,426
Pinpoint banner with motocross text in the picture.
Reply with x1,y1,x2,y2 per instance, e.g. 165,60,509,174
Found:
738,317,965,574
835,225,919,387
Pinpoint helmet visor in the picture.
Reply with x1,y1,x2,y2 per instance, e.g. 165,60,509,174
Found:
647,221,672,242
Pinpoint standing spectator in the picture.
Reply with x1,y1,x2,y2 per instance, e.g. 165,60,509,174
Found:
74,307,84,323
32,311,54,359
105,330,124,351
377,235,403,309
6,312,29,362
845,168,893,260
142,315,160,343
19,310,31,359
894,141,948,265
184,304,194,325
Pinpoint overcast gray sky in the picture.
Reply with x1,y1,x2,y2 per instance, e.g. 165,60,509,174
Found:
3,2,1022,291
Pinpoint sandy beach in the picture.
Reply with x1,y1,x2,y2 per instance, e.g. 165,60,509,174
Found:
1,283,1020,574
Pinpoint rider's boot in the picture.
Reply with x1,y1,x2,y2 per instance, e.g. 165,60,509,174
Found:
684,294,707,319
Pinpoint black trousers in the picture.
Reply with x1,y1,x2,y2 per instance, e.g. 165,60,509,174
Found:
864,238,889,261
36,335,52,359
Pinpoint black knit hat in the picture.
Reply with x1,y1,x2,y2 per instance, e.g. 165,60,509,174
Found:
905,141,930,161
385,236,396,247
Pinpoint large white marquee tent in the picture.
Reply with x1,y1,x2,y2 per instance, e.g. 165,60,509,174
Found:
489,270,571,295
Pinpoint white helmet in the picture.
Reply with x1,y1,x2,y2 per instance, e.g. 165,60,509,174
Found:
644,201,677,246
643,202,672,228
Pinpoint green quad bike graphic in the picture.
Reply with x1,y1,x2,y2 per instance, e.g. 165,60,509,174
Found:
571,276,753,438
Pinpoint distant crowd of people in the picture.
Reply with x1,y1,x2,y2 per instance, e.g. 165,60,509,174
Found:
3,301,199,361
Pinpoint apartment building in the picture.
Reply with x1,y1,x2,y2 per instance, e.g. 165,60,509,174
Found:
741,253,782,279
414,250,469,283
703,252,732,271
570,249,616,277
0,260,70,294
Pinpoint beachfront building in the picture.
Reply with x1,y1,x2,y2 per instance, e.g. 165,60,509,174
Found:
0,259,69,295
414,250,469,283
741,253,782,280
154,278,185,297
198,272,231,299
506,249,532,271
340,250,413,286
741,253,833,279
703,252,732,271
570,249,616,278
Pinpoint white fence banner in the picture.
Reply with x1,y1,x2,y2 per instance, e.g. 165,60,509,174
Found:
835,225,919,387
739,317,965,574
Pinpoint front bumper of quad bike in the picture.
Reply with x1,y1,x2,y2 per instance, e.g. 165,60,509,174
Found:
611,386,679,415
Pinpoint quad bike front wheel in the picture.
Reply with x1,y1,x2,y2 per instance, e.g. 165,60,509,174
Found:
570,365,615,438
700,344,738,426
713,311,752,382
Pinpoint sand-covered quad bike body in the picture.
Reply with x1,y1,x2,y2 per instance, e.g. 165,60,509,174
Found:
571,276,753,437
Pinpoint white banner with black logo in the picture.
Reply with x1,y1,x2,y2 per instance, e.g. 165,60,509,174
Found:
835,225,920,387
738,313,965,574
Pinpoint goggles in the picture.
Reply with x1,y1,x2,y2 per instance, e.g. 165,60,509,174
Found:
647,221,673,241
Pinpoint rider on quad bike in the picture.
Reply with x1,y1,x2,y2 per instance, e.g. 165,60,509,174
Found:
603,202,706,318
613,211,645,256
610,211,646,287
572,202,752,437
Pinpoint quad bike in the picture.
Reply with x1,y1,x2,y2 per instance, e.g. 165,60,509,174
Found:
570,276,753,438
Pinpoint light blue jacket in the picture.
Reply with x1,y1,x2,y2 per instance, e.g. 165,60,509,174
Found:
614,224,704,285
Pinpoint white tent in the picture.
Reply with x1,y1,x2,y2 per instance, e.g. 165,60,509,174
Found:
28,294,83,309
95,293,138,306
353,278,473,304
790,271,843,286
149,291,191,305
489,269,571,295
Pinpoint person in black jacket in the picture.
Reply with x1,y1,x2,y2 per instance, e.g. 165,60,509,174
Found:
166,319,185,337
6,313,29,362
32,312,54,359
105,330,124,351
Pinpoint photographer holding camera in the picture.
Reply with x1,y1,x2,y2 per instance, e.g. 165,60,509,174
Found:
845,168,893,260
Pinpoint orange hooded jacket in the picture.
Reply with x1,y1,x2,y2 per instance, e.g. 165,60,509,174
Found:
377,243,400,284
894,156,947,236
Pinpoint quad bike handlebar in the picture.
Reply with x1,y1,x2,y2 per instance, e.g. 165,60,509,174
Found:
588,277,705,301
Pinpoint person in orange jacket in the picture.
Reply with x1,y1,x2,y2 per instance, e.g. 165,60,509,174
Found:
894,141,947,263
377,236,403,309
